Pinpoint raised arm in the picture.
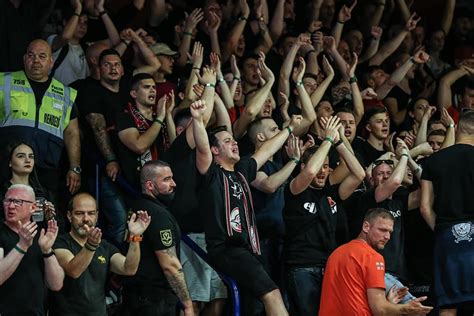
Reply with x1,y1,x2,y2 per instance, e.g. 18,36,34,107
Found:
252,115,302,170
441,0,456,35
374,139,408,202
370,13,420,66
323,36,349,81
126,29,161,75
38,220,64,291
251,134,301,193
439,108,455,149
95,0,121,46
277,35,303,105
222,0,250,62
214,94,232,133
191,100,213,175
347,53,364,125
269,0,285,42
176,8,204,67
292,57,317,136
437,66,471,109
110,211,151,275
331,0,357,46
415,106,436,146
206,11,222,56
51,0,82,52
233,52,275,139
359,26,382,64
311,55,335,106
211,52,234,110
185,42,204,102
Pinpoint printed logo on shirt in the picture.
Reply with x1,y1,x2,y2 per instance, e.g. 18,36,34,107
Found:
327,196,338,214
375,262,384,271
160,229,173,247
451,222,474,243
97,256,106,264
304,202,317,214
230,208,242,233
228,176,243,199
389,209,401,218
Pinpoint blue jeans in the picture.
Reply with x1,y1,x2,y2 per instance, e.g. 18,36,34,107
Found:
385,272,415,304
286,266,324,316
97,175,127,249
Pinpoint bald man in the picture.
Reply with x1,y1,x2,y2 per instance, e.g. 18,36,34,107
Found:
0,39,81,202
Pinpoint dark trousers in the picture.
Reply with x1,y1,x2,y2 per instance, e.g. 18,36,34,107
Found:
121,288,177,316
286,265,324,316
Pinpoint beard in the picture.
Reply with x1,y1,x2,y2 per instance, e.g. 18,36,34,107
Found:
155,191,175,206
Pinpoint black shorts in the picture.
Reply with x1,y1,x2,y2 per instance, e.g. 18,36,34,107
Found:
434,222,474,307
208,246,278,298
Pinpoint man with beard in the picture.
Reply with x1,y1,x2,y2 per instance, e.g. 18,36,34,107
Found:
121,160,194,316
319,208,433,315
51,192,150,315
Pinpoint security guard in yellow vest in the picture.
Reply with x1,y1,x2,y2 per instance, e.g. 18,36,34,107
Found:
0,39,81,195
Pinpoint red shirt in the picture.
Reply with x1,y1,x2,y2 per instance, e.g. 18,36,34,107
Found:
319,240,386,316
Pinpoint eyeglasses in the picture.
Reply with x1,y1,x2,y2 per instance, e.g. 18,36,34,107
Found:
3,198,34,207
373,159,394,166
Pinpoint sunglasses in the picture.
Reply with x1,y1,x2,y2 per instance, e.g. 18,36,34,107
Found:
373,159,394,166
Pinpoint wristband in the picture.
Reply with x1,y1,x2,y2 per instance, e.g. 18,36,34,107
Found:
204,83,216,88
238,16,248,21
98,10,107,17
349,76,358,84
14,244,27,255
84,243,97,252
334,139,343,147
121,39,130,46
337,20,345,24
128,235,143,242
233,76,241,82
295,81,304,87
183,31,193,36
409,56,420,65
324,136,334,145
401,153,409,158
155,118,165,126
43,250,55,258
286,126,293,135
448,123,455,128
290,157,300,164
73,13,81,17
217,77,225,83
192,66,200,70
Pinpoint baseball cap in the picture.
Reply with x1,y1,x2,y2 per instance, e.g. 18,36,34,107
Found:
150,43,178,57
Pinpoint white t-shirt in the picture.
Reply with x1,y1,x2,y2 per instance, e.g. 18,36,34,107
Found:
47,34,90,85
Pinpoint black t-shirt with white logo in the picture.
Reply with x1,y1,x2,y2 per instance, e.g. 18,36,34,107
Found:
283,183,341,267
201,158,257,254
357,187,409,279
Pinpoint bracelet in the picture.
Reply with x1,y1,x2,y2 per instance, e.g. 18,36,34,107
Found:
414,165,422,174
256,15,264,22
295,81,304,87
409,56,420,65
290,157,300,164
401,153,409,158
106,156,117,163
73,13,81,17
204,83,216,88
84,243,97,252
217,77,225,83
183,31,193,36
334,139,343,147
14,244,27,255
98,10,107,17
324,136,334,145
192,66,200,70
448,123,455,128
233,76,241,82
121,39,130,46
238,16,248,21
155,118,165,126
349,76,358,84
337,20,345,24
128,235,143,242
43,250,55,258
286,126,293,135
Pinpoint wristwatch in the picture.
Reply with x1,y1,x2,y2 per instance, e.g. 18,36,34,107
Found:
70,166,82,174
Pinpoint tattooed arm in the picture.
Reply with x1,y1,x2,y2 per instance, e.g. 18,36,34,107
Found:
155,247,194,315
85,113,120,181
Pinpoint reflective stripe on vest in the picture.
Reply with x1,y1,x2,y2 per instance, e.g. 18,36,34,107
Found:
0,71,76,140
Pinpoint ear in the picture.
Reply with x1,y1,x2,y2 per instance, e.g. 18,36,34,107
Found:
144,180,154,192
365,122,372,133
130,90,137,98
256,132,265,143
211,145,220,156
408,111,414,118
367,78,375,88
67,211,72,223
362,221,370,233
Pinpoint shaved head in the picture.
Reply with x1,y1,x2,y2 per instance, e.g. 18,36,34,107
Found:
23,39,53,82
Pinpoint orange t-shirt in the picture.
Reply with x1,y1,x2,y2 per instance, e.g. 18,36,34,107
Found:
319,240,386,316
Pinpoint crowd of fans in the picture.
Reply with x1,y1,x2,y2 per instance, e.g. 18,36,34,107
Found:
0,0,473,315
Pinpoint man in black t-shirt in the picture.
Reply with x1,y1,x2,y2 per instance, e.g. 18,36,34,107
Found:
116,73,170,188
77,49,130,247
283,116,365,316
122,160,194,316
421,111,474,315
192,97,302,315
51,192,150,316
0,184,64,315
